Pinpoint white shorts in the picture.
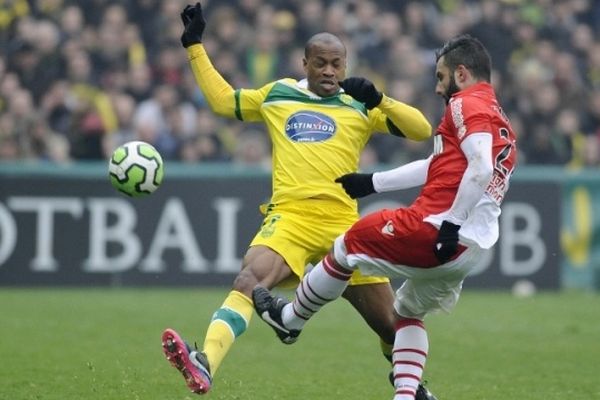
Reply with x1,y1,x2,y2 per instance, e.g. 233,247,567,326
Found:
333,233,486,320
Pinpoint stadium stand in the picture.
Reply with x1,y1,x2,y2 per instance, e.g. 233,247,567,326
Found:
1,0,599,167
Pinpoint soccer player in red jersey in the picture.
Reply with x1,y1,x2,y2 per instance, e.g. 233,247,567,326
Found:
254,34,517,400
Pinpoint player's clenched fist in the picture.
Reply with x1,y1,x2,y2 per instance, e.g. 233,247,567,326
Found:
335,173,375,199
340,77,383,109
180,2,206,48
433,221,461,263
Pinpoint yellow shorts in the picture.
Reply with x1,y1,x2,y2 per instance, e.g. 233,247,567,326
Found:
250,199,389,289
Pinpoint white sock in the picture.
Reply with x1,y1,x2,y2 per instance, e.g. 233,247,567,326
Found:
281,254,352,330
392,319,429,400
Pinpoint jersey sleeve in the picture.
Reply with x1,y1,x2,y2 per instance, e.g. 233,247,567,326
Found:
236,81,278,122
187,44,276,122
367,95,431,141
187,44,236,118
449,96,493,142
366,107,392,134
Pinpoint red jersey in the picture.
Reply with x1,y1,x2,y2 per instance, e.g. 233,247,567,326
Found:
416,82,517,248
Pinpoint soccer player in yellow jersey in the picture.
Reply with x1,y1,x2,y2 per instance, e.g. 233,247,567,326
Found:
162,2,432,395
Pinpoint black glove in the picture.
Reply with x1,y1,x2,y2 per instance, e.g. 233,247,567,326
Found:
433,221,461,263
340,77,383,109
180,2,206,48
335,173,375,199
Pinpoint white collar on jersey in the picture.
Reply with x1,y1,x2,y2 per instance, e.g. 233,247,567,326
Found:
297,78,309,89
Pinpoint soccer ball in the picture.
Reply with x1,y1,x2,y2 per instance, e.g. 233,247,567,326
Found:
108,141,164,197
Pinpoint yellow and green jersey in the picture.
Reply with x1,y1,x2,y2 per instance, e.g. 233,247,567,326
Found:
186,44,431,213
235,78,394,210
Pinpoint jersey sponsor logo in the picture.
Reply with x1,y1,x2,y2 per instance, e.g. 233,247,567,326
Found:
285,111,336,142
486,174,509,205
450,98,466,139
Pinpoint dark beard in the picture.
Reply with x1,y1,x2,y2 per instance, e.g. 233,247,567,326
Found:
443,75,460,104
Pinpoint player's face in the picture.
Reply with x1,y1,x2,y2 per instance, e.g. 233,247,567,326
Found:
303,43,346,97
435,56,460,104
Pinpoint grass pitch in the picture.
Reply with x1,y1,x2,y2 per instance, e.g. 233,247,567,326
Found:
1,288,599,400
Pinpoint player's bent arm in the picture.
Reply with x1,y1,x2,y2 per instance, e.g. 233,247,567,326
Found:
187,44,236,117
444,133,494,225
377,95,432,141
372,156,431,192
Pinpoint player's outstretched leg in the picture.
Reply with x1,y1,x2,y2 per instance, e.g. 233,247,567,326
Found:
252,286,301,344
162,328,212,395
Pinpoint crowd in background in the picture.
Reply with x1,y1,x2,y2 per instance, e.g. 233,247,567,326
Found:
1,0,600,169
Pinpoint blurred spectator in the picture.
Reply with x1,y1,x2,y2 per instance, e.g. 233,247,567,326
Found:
0,0,599,168
127,63,153,102
294,0,325,42
108,92,137,147
180,109,229,162
133,84,195,160
232,129,270,169
243,27,281,87
67,96,106,160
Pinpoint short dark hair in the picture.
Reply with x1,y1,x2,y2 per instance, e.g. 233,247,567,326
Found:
435,34,491,82
304,32,346,58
